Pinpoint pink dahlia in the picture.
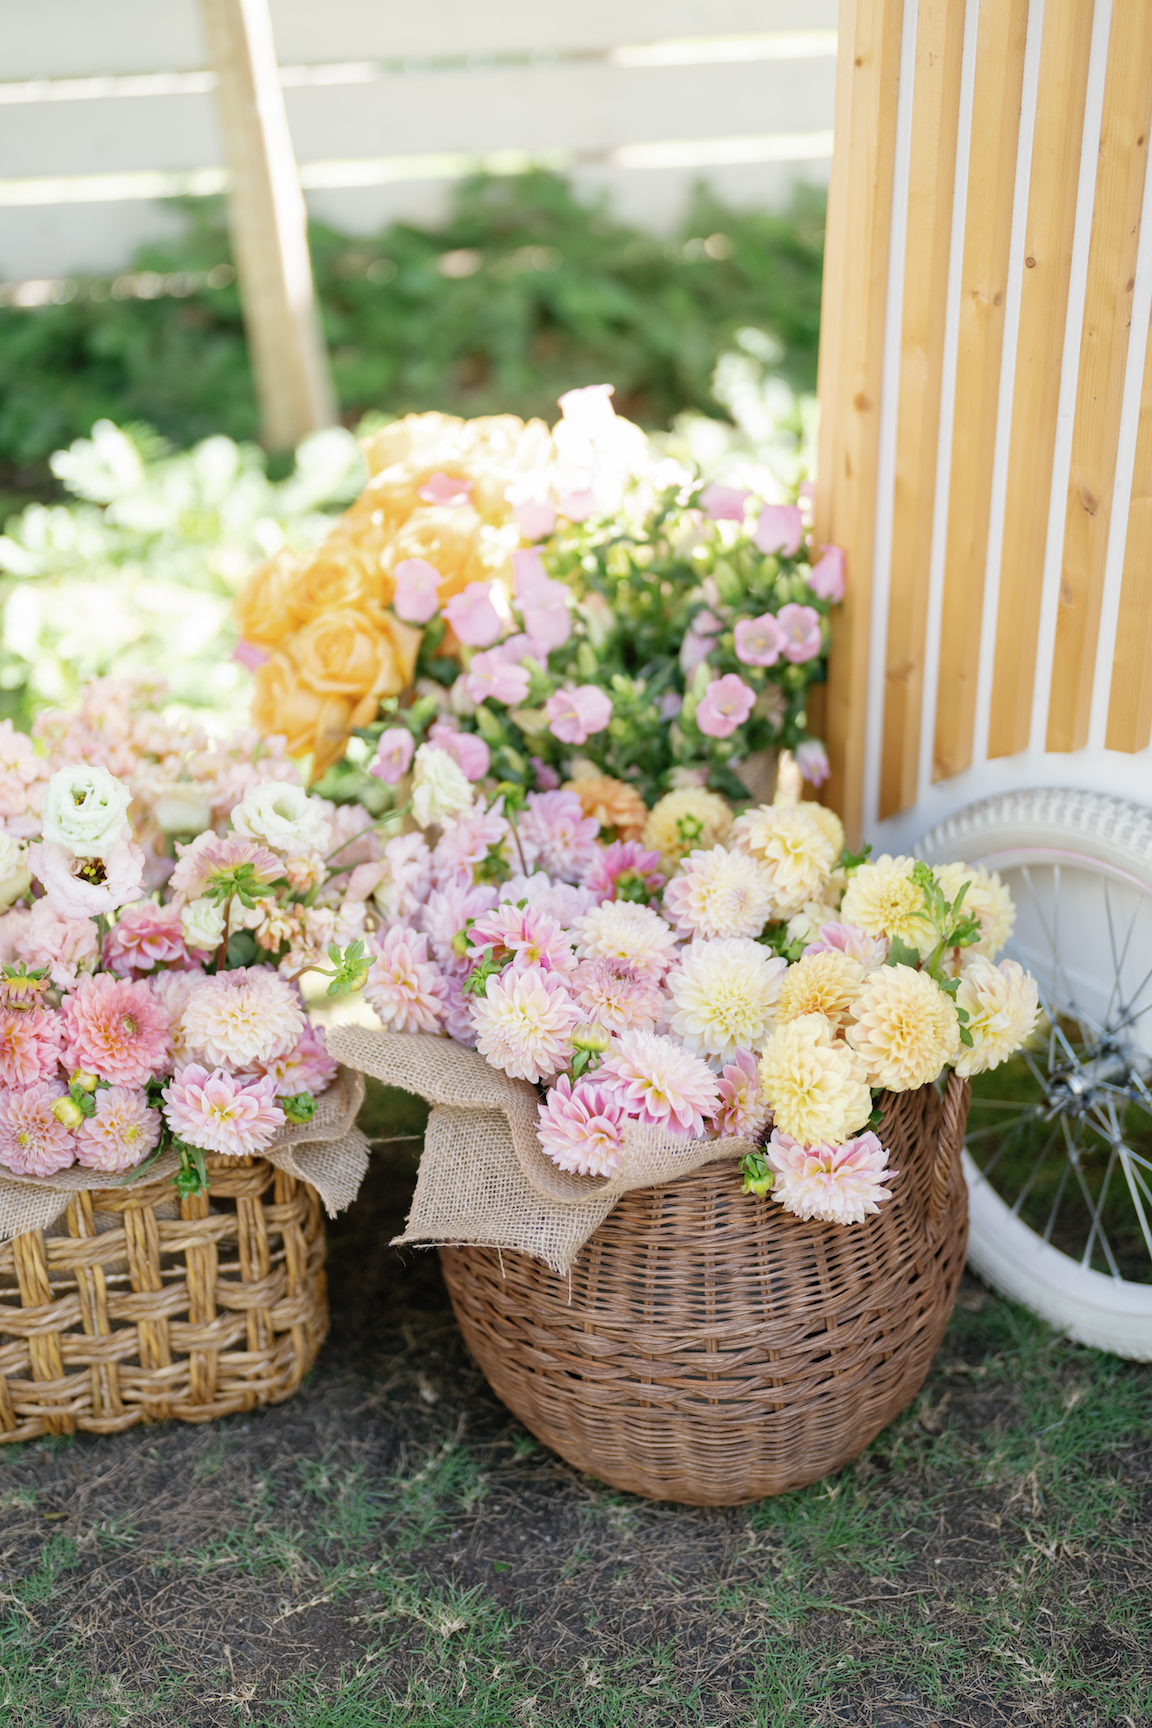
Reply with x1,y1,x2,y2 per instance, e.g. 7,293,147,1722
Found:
0,1079,76,1176
439,973,478,1047
149,968,207,1067
518,791,600,884
581,841,664,903
363,926,448,1035
471,965,581,1084
30,838,146,922
537,1074,627,1177
432,801,511,888
103,900,193,976
246,1023,337,1097
180,968,305,1068
711,1049,771,1139
766,1130,896,1224
498,872,595,926
467,903,575,975
598,1030,719,1138
802,922,890,968
75,1086,162,1174
168,832,282,904
365,832,432,926
419,881,499,972
15,897,99,990
162,1064,285,1157
61,974,172,1087
570,958,664,1034
0,1008,63,1088
0,719,46,819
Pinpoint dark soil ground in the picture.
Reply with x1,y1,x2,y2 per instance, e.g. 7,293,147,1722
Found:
0,1085,1149,1727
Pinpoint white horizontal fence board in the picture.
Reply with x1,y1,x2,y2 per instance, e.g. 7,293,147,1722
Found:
0,0,206,79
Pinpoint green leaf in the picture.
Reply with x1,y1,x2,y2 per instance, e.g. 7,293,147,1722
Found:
885,936,921,968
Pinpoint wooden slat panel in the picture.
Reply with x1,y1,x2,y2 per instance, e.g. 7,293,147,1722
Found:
815,0,905,844
1047,1,1152,752
987,0,1094,761
1105,328,1152,752
931,0,1030,784
878,0,966,819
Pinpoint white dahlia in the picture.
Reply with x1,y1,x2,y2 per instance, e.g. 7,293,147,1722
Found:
572,900,679,979
839,855,934,951
663,845,775,940
758,1013,873,1146
667,937,787,1063
776,949,865,1031
953,957,1040,1078
728,805,836,917
847,964,960,1091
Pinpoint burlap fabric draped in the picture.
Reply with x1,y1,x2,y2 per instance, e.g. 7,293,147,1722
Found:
328,1028,757,1274
0,1066,370,1246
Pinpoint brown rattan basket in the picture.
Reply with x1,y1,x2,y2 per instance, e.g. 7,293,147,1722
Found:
440,1072,969,1504
0,1155,328,1442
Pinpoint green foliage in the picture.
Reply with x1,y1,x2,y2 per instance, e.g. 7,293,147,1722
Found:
0,173,825,475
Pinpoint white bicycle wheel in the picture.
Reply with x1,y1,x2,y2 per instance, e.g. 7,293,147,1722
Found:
917,788,1152,1360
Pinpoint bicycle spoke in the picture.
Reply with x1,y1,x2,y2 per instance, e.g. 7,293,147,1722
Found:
1074,1125,1123,1280
1042,1153,1074,1245
1010,1127,1060,1219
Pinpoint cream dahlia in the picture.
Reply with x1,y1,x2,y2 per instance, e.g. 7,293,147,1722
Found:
775,949,865,1031
847,964,960,1091
728,805,836,917
758,1013,872,1146
181,967,305,1069
642,788,733,874
663,846,775,940
932,862,1016,961
667,937,787,1062
953,957,1040,1078
839,855,934,951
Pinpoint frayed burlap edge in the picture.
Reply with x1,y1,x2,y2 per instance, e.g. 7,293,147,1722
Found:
0,1065,370,1246
328,1028,756,1275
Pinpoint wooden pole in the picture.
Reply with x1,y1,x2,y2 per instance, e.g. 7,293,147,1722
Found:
198,0,336,450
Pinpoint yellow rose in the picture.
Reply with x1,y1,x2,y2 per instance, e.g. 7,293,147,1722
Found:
233,548,304,648
251,655,371,776
361,412,464,477
384,505,493,603
360,412,554,525
289,538,393,629
289,608,421,698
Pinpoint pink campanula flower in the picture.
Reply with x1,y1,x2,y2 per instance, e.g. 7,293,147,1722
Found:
776,603,823,664
765,1129,896,1225
753,504,804,557
0,1008,63,1088
522,600,571,651
659,692,683,720
233,640,270,673
75,1085,162,1174
417,471,473,507
392,558,443,625
369,727,416,784
61,973,172,1087
700,482,753,522
806,544,845,601
467,902,576,974
464,651,531,707
443,582,503,648
30,838,146,923
695,674,756,739
794,739,830,786
545,686,612,747
598,1029,720,1138
428,721,490,782
581,840,664,903
512,547,551,606
531,757,561,791
162,1064,285,1157
734,612,788,667
103,900,192,976
514,497,558,541
0,1079,76,1176
679,608,723,677
537,1074,627,1177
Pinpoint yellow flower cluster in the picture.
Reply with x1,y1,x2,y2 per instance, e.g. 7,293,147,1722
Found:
235,412,554,775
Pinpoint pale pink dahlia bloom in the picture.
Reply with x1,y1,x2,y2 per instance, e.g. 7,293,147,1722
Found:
0,1079,76,1176
571,958,665,1034
765,1129,896,1225
30,838,146,922
432,801,512,888
663,846,775,941
419,881,499,972
439,973,478,1047
711,1049,772,1140
498,872,595,925
363,832,432,926
162,1064,285,1156
471,965,581,1084
598,1030,720,1138
246,1024,337,1097
572,900,679,980
15,897,99,989
580,841,664,903
75,1086,162,1174
168,832,282,904
518,791,600,884
803,921,890,968
103,900,193,975
61,974,172,1087
467,903,575,974
537,1074,627,1177
0,1008,63,1088
181,967,305,1069
363,926,448,1034
148,968,207,1068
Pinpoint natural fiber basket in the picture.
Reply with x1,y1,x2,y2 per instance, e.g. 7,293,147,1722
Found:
0,1155,328,1442
440,1071,969,1504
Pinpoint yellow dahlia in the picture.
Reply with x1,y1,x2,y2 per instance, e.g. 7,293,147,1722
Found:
642,789,733,874
758,1013,873,1146
775,949,865,1031
839,855,934,951
933,863,1016,961
729,805,836,917
794,800,845,860
953,957,1040,1078
847,964,960,1091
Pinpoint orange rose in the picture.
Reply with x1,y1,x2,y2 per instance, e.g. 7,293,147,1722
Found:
289,538,393,629
233,548,304,648
384,506,494,603
565,775,649,842
251,654,371,777
289,609,421,698
361,412,464,478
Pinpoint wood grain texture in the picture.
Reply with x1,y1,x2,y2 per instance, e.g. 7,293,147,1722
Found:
815,0,904,843
1106,326,1152,752
879,0,967,819
1047,1,1152,752
931,0,1030,784
987,0,1094,760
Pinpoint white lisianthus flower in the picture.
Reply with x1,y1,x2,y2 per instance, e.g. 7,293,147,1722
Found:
41,765,132,859
153,788,214,837
411,745,475,828
180,896,226,951
231,782,332,856
953,957,1040,1077
0,834,30,908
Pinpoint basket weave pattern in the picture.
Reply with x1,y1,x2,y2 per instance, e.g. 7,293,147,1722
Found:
440,1073,969,1504
0,1157,327,1442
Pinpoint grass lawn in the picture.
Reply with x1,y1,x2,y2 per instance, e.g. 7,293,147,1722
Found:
0,1083,1148,1728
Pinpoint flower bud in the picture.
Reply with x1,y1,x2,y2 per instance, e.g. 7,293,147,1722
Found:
571,1023,610,1055
451,929,471,958
71,1070,99,1093
52,1097,85,1130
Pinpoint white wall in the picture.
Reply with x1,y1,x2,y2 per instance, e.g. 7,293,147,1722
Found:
0,0,836,279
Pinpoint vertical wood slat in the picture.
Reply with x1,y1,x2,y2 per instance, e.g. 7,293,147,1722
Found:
878,0,967,820
931,0,1031,784
987,0,1095,761
1047,1,1152,752
1106,322,1152,752
816,0,906,845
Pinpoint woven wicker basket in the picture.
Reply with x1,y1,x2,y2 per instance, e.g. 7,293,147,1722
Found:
0,1155,328,1442
440,1072,969,1504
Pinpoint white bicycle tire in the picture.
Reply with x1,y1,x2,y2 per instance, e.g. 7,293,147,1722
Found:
917,787,1152,1361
